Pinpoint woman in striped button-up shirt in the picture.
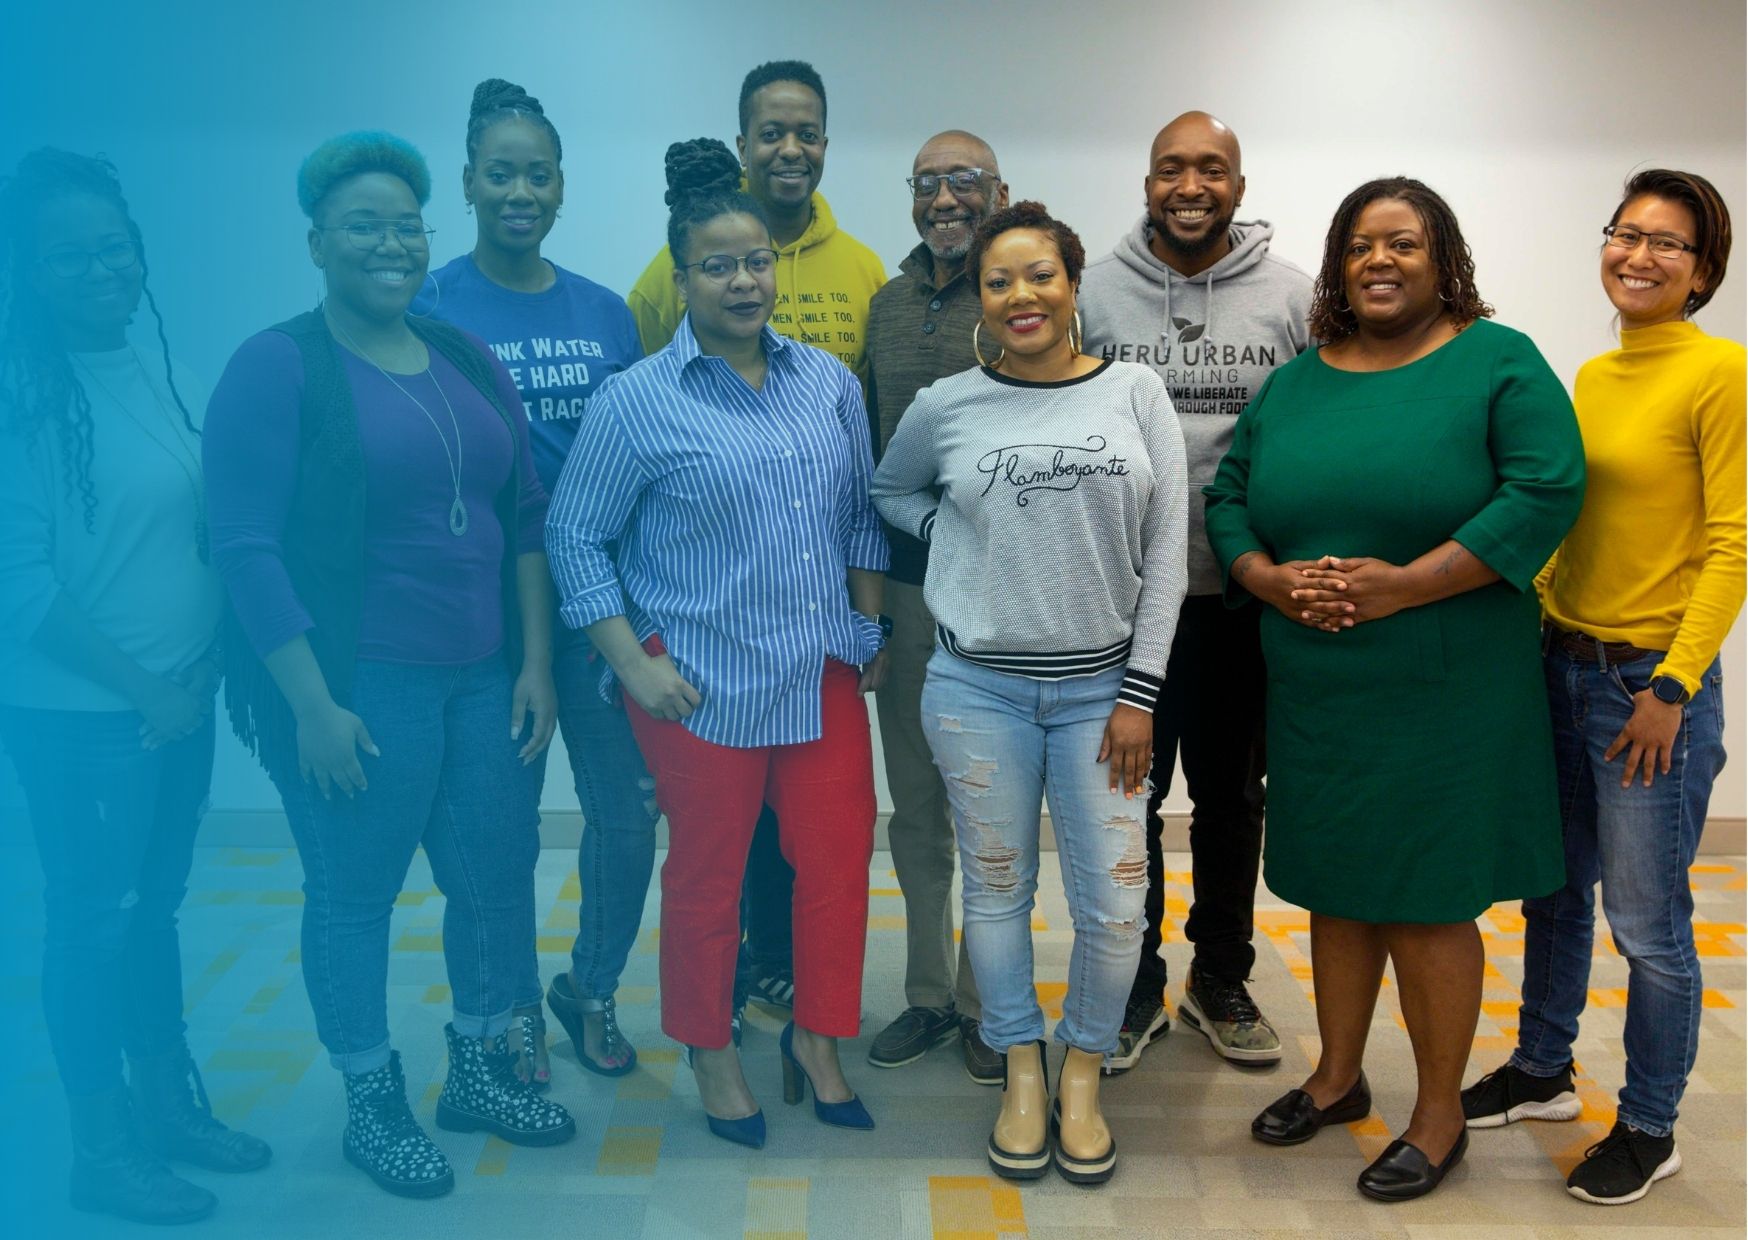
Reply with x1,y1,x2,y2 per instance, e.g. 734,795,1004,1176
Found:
546,139,888,1148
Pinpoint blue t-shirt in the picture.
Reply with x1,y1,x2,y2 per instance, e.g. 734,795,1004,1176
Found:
417,254,643,490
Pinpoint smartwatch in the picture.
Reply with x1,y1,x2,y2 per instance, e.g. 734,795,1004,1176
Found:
1649,675,1691,706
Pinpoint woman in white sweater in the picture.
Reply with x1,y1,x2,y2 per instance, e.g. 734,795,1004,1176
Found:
871,201,1187,1186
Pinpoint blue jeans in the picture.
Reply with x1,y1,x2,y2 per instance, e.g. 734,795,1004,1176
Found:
921,651,1148,1055
271,657,539,1074
1512,645,1727,1136
1,708,212,1097
514,624,658,1005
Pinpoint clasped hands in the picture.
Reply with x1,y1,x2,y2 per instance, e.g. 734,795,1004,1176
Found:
1259,555,1414,633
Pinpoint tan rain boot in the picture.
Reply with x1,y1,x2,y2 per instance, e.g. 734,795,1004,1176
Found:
987,1039,1050,1179
1053,1046,1116,1184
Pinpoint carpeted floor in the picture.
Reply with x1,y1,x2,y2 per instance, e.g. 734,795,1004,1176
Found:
3,845,1743,1238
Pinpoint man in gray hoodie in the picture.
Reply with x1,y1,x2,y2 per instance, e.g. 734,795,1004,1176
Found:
1078,110,1312,1072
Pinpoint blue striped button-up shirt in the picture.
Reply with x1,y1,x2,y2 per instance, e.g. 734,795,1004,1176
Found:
546,317,889,748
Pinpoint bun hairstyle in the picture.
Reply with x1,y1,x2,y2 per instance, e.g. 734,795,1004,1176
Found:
0,148,194,533
466,77,564,165
663,137,769,264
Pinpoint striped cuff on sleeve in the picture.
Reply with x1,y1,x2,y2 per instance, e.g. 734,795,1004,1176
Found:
918,508,938,543
1117,668,1164,713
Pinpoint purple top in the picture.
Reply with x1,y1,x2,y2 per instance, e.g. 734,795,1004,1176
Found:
205,328,547,665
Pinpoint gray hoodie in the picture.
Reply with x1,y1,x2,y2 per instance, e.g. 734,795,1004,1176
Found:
1079,218,1312,594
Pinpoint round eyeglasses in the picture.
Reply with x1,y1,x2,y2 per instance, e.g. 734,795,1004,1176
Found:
680,250,778,281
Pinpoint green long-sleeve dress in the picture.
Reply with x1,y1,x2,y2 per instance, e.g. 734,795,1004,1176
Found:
1204,319,1586,923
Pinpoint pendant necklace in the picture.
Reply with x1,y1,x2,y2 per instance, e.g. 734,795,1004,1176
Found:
330,316,469,535
72,349,211,563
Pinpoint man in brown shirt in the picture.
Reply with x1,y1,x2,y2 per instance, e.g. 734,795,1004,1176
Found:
864,131,1008,1083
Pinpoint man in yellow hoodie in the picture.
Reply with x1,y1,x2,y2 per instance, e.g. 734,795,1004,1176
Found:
626,59,887,379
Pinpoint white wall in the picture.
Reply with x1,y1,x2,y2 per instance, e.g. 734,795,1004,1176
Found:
4,0,1743,822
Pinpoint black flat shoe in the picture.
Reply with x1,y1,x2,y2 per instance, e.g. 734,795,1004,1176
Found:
1357,1129,1468,1202
1251,1073,1372,1146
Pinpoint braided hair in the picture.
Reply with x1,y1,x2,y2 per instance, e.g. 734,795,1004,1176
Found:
1308,177,1493,343
466,77,564,165
0,149,194,534
663,138,768,263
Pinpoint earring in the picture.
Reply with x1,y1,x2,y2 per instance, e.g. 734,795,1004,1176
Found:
973,320,1004,369
1437,278,1456,304
465,202,474,214
1069,310,1084,357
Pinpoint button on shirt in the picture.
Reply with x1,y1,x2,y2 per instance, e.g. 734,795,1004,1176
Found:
546,318,889,748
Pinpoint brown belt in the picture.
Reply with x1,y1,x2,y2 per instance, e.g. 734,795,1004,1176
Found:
1545,624,1654,666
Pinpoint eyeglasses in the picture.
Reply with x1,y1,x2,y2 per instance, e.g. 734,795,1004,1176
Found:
1602,225,1698,259
38,241,140,280
680,249,778,281
321,220,436,250
905,168,990,200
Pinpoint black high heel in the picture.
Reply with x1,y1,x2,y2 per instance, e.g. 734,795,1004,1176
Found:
779,1022,874,1130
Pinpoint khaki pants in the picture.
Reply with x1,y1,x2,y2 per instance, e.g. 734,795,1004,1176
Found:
876,581,980,1017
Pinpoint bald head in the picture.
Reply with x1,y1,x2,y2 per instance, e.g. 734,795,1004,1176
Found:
1151,111,1241,176
1144,111,1247,274
911,129,1009,275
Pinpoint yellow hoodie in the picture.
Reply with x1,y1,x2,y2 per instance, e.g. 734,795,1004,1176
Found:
627,190,888,379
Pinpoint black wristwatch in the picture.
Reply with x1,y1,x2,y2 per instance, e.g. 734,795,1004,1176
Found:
878,613,895,642
1649,675,1691,706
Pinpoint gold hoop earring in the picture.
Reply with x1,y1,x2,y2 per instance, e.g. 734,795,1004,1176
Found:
973,320,1004,369
1069,310,1084,357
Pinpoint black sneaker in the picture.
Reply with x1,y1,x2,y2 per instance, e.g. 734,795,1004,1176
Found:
1102,996,1169,1075
868,1006,959,1068
748,966,795,1011
960,1019,1004,1086
1461,1061,1581,1128
1178,969,1281,1064
1566,1122,1681,1205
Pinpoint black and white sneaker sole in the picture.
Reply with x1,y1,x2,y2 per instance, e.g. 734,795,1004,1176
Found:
1568,1148,1682,1205
1101,1007,1169,1075
1177,992,1283,1064
434,1100,577,1147
868,1024,959,1069
342,1136,455,1199
1465,1093,1582,1128
987,1136,1051,1180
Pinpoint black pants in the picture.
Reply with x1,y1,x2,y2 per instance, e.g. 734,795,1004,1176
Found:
1130,594,1267,1004
734,807,795,1005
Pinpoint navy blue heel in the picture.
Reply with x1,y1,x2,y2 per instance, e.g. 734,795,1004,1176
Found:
683,1047,765,1148
779,1022,875,1130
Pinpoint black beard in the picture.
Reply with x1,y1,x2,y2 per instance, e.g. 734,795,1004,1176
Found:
1148,211,1233,259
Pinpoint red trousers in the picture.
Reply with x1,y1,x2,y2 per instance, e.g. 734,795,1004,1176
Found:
625,650,875,1049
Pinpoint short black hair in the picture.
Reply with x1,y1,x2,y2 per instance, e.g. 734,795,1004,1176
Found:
964,200,1088,285
663,137,770,263
1609,168,1732,316
1309,176,1492,342
738,60,827,135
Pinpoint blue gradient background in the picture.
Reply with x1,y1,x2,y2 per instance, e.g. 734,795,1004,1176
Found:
2,1,1743,1233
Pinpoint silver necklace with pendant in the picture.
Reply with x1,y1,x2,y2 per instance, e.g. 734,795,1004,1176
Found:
330,316,469,535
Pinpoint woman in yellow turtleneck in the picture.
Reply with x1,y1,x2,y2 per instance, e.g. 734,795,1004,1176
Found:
1461,169,1744,1208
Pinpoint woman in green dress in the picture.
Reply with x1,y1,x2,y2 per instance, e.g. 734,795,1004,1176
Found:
1204,177,1585,1203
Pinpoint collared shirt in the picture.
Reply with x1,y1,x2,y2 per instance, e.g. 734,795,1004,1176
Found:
865,243,985,585
546,316,889,748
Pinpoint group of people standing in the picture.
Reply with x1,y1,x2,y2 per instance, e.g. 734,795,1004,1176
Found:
0,54,1740,1227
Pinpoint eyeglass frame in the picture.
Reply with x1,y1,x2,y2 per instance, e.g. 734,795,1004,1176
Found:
678,249,780,281
36,240,141,280
318,219,437,250
1601,224,1698,258
904,168,992,201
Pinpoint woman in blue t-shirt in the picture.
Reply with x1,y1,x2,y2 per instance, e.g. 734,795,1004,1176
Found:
419,79,653,1088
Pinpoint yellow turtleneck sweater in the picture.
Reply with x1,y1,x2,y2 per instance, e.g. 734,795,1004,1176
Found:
1541,319,1746,696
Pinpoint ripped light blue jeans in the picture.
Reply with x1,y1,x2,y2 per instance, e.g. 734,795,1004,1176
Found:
921,649,1148,1056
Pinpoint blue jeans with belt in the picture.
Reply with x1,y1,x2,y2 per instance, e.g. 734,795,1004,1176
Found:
1511,643,1727,1136
921,651,1148,1056
514,623,658,1006
1,708,213,1097
271,656,538,1074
